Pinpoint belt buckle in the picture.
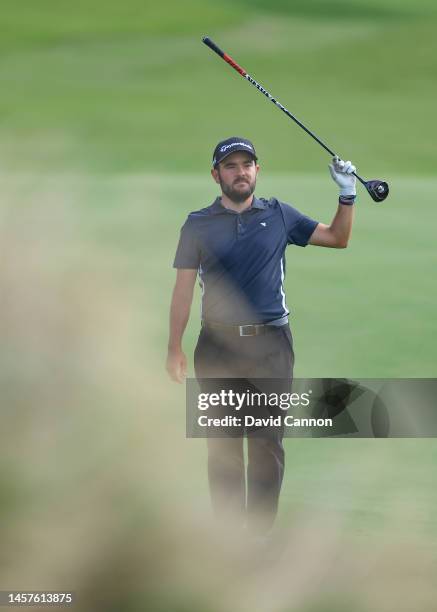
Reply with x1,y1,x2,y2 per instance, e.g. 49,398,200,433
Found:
239,324,256,337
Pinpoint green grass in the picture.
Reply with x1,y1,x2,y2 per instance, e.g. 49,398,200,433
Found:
1,167,436,612
0,0,245,47
62,171,435,377
1,3,436,610
3,168,433,376
0,2,436,174
229,0,437,19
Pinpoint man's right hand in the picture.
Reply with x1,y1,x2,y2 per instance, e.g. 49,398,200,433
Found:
166,348,187,383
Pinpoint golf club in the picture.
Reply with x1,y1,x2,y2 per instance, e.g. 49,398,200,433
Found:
202,36,389,203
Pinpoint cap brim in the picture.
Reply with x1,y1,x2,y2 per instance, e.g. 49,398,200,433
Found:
213,148,258,167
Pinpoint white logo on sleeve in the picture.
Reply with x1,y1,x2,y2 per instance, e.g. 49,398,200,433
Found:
260,222,267,227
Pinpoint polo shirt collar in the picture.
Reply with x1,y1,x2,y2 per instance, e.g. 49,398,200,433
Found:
210,196,267,215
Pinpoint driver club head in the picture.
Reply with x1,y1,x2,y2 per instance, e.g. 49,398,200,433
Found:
365,180,389,202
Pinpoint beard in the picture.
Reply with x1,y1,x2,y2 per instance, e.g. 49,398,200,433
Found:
219,176,256,204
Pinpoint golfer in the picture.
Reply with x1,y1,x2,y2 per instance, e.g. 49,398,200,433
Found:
166,136,356,535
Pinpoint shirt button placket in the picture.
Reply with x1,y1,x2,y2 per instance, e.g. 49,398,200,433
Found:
237,215,243,238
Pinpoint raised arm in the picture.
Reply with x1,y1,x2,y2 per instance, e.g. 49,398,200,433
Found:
166,268,198,383
309,203,354,248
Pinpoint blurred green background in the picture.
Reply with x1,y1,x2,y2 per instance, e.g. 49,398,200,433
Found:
0,0,436,175
0,1,436,611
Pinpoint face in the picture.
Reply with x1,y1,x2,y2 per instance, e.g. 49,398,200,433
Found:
211,151,259,203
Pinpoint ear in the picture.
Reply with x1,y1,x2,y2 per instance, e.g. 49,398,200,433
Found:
211,167,220,185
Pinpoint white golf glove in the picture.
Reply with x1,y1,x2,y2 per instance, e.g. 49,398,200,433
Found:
329,156,356,196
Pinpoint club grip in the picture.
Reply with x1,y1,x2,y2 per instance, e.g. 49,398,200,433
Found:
202,36,225,58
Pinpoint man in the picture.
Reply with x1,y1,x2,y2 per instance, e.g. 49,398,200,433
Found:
166,136,356,535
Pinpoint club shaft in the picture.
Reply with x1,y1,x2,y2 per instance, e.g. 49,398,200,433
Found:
202,36,366,186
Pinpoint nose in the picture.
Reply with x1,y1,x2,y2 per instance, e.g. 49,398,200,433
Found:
235,167,249,180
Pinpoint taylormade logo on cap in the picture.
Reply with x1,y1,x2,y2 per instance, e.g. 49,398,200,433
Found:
213,137,258,167
219,142,254,153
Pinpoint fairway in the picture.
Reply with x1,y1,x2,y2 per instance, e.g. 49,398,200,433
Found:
2,171,437,612
1,0,437,610
0,2,437,176
41,170,433,378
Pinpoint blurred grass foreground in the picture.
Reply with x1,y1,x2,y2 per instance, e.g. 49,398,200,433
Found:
1,175,437,612
1,1,437,611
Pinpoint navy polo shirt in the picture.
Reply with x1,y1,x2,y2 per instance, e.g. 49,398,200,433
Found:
173,196,319,325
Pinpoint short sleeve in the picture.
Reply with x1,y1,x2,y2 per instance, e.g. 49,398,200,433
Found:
173,219,201,269
278,201,319,247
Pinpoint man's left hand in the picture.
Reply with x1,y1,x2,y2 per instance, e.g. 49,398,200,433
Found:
329,156,357,196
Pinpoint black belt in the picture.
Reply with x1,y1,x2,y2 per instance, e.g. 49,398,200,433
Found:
202,317,288,337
